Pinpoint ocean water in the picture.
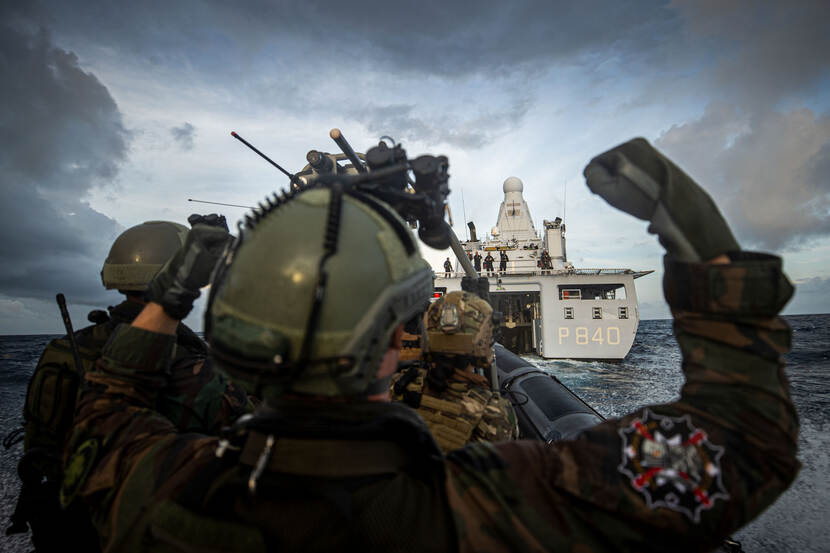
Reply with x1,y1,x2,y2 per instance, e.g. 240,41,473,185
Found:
1,315,828,552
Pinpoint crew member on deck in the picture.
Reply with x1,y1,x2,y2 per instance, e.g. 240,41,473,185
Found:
484,252,495,276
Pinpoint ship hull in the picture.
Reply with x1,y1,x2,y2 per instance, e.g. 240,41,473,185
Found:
434,271,640,360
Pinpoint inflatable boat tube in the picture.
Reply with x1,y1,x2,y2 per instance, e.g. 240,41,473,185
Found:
495,344,604,442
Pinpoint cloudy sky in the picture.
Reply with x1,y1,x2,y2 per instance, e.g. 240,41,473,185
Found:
1,0,828,333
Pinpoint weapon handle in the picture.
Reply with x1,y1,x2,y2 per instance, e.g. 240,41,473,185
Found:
330,128,367,173
56,294,85,377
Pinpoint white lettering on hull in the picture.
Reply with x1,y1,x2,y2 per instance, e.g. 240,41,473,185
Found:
558,326,621,346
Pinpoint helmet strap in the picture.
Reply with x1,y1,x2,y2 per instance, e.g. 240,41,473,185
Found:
291,183,344,384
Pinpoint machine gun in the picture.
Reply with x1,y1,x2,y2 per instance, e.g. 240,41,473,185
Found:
232,128,453,251
230,129,502,388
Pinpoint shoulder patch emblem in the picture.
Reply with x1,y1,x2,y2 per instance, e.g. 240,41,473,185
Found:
60,438,99,507
618,409,728,522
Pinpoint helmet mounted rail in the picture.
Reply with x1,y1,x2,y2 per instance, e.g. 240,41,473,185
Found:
203,130,451,398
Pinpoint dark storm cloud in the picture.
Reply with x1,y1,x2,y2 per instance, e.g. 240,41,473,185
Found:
653,1,830,251
171,122,196,150
673,0,830,110
37,0,680,77
0,7,128,305
657,105,830,250
32,0,682,150
805,143,830,194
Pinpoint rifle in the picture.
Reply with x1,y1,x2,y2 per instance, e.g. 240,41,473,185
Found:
56,294,85,377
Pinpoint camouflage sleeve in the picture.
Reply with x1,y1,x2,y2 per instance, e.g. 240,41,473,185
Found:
68,324,220,551
161,354,251,433
445,252,800,552
472,393,520,443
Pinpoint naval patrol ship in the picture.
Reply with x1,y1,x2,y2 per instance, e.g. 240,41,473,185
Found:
435,177,652,360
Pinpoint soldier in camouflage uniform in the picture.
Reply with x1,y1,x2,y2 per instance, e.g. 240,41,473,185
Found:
91,217,250,433
66,139,798,552
7,218,249,552
390,291,518,451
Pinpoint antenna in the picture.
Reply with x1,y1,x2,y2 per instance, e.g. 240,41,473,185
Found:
231,131,300,187
461,187,468,240
188,198,255,209
563,179,567,223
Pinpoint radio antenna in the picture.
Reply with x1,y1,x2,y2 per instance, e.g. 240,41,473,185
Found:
231,131,300,187
188,198,254,209
461,187,468,240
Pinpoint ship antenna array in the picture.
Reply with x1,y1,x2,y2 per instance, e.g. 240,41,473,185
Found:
461,187,468,240
563,179,567,224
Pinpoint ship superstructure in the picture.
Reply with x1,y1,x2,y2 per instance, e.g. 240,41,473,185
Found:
435,177,652,360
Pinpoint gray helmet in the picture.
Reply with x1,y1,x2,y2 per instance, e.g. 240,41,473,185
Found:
207,187,433,398
101,221,189,291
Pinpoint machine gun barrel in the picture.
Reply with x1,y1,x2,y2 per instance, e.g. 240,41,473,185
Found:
448,227,477,278
446,227,499,390
329,128,367,173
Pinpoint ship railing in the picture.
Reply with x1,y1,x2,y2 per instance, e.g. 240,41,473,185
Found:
567,268,637,275
432,268,638,279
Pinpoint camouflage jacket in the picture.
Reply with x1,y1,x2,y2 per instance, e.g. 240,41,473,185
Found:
86,300,250,434
69,253,799,552
390,365,519,452
12,300,249,552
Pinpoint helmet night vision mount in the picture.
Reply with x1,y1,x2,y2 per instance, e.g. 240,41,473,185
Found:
231,128,453,250
202,129,450,398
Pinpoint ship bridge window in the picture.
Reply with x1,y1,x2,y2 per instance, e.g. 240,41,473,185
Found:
558,284,627,300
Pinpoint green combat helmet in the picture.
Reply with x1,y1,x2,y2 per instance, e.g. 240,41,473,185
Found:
206,187,433,398
101,221,189,291
424,291,495,368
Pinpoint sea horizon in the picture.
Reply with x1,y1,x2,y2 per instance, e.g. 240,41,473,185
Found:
2,311,827,337
2,315,829,552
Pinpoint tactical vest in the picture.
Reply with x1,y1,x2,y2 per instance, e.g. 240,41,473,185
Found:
10,321,109,551
23,325,109,471
398,330,423,362
391,366,494,452
8,302,214,550
19,302,210,477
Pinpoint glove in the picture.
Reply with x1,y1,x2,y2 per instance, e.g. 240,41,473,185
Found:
188,213,229,231
583,138,739,262
146,224,232,320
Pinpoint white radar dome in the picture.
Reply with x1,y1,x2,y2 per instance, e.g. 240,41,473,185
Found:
503,176,523,193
